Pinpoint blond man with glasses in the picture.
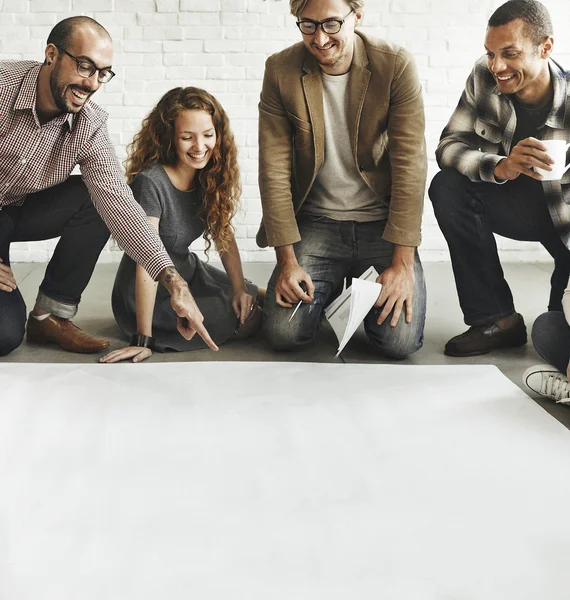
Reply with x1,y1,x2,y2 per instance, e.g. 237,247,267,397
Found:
0,16,219,357
257,0,428,358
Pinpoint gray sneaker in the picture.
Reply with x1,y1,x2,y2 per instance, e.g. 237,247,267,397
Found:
523,364,570,403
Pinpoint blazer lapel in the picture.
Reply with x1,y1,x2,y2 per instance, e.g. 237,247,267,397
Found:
347,71,370,158
348,35,371,158
300,35,370,167
302,53,325,169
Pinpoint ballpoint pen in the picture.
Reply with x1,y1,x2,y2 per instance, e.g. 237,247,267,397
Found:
288,299,303,322
288,283,308,323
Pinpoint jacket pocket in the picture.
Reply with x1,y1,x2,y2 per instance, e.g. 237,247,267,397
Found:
287,111,312,133
474,118,503,144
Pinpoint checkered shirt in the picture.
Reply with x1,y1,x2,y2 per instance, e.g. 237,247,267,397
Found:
436,56,570,248
0,60,173,279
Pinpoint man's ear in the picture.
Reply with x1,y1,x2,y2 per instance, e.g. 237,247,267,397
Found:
541,36,554,59
354,11,363,27
44,43,58,66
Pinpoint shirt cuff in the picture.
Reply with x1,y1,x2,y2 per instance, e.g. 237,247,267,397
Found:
480,154,508,184
144,252,174,281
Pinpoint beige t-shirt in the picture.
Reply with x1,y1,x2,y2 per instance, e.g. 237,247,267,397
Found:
301,71,389,222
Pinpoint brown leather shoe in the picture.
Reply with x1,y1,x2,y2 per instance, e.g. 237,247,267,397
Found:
26,313,110,353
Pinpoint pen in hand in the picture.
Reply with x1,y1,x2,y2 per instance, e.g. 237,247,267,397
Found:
288,282,309,323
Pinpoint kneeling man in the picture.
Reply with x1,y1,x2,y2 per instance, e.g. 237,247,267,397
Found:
257,0,427,358
0,16,217,357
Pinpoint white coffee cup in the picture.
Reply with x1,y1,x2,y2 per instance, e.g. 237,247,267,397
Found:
534,140,570,181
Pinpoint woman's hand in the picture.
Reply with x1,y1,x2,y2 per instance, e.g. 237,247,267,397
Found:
99,345,152,364
232,288,256,325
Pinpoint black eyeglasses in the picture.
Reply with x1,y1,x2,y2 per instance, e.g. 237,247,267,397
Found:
296,9,354,36
56,46,115,84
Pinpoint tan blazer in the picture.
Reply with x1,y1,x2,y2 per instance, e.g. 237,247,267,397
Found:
256,32,427,249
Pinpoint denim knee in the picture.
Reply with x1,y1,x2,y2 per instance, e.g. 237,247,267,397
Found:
388,335,423,360
364,310,425,359
0,323,25,356
0,288,26,356
262,313,317,352
365,327,423,359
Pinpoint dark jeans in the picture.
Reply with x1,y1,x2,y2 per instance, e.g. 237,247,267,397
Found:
0,176,109,356
263,216,427,359
429,168,570,326
532,311,570,374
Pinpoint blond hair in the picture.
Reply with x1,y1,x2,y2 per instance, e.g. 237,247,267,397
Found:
289,0,364,18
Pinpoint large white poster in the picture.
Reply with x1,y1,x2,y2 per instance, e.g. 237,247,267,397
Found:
1,363,569,599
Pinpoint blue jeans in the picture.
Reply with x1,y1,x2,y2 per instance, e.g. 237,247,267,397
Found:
532,311,570,374
262,216,426,359
429,169,570,326
0,177,110,356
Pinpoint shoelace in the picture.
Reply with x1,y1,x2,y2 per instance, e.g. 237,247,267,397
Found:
541,371,570,403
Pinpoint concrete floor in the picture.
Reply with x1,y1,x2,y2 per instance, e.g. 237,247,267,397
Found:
3,260,569,428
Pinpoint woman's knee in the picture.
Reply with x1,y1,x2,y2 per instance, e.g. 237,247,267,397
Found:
531,311,565,356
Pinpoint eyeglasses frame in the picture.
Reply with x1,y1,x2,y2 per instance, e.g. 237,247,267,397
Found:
55,45,116,84
296,9,354,36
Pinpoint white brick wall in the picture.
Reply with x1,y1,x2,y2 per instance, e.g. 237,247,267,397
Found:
2,0,569,263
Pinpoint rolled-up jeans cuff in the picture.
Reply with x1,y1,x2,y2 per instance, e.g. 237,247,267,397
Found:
467,309,516,328
35,291,78,319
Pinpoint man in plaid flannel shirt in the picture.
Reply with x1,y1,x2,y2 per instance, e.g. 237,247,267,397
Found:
429,0,570,357
0,16,219,357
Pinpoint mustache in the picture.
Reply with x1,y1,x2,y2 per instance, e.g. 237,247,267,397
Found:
71,84,93,94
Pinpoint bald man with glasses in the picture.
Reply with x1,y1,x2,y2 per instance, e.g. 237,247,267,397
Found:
257,0,428,358
0,16,218,357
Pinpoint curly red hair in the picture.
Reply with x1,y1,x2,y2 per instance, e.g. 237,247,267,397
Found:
125,87,241,255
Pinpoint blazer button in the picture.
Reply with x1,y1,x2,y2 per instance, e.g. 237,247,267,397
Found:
359,165,364,172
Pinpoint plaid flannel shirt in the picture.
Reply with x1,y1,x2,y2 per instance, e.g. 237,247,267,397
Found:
0,60,173,280
436,56,570,248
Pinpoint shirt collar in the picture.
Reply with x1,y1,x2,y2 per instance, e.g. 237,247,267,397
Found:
545,60,569,129
491,59,569,128
14,63,75,130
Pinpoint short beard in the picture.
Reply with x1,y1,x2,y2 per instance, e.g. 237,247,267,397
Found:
313,46,344,68
48,64,91,114
49,65,72,114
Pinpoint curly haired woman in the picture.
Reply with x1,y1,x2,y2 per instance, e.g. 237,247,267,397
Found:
101,87,263,363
